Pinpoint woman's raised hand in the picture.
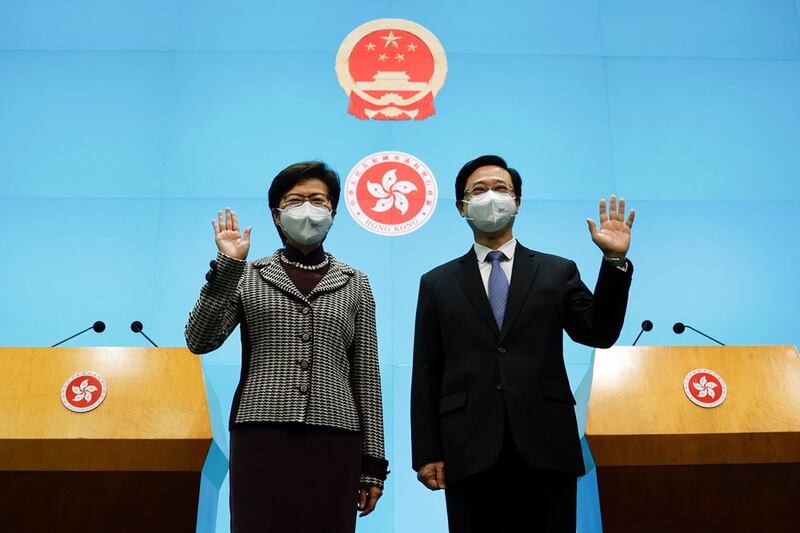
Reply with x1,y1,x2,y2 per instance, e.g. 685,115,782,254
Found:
212,207,252,260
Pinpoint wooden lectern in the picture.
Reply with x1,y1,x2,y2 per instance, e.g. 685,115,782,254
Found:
586,345,800,532
0,347,212,532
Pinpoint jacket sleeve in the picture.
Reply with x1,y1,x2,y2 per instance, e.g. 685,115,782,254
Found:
185,252,247,354
410,273,445,471
563,258,633,349
350,273,389,488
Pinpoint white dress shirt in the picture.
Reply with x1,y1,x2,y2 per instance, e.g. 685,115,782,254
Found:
473,238,517,296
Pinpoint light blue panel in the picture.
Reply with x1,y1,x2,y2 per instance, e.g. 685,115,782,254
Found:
392,54,616,200
0,1,181,50
391,364,450,533
0,1,389,52
601,0,800,59
606,57,800,201
0,52,171,198
0,198,160,346
395,0,602,55
613,200,800,348
159,52,392,199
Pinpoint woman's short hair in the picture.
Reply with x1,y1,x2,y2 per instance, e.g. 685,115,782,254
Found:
268,161,341,211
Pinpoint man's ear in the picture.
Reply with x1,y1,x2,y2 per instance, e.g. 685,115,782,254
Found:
271,208,281,226
455,200,466,217
515,197,521,212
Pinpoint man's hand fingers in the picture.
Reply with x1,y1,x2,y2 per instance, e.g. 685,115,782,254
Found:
627,209,636,229
586,218,597,238
599,198,608,223
609,195,617,220
618,197,625,221
435,464,447,489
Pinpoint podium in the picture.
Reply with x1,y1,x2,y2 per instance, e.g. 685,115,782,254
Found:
0,347,212,532
585,345,800,531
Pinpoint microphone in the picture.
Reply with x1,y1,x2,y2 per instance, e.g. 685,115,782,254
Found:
632,320,653,346
130,321,159,347
672,322,725,346
52,321,106,347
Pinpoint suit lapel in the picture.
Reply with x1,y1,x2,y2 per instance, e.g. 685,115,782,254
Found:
455,248,500,337
499,244,539,342
308,257,354,298
253,252,310,304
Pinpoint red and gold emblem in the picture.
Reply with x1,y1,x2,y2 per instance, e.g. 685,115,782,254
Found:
336,19,447,121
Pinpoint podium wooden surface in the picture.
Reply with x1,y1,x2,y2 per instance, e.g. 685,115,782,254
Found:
0,347,212,532
586,345,800,532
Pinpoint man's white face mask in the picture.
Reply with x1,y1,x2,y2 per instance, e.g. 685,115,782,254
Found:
462,190,517,233
278,202,333,245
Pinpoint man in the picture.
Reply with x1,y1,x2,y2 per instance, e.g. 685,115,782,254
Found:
410,155,635,532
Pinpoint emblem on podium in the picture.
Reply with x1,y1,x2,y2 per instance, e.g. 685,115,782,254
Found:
61,371,107,413
684,368,727,408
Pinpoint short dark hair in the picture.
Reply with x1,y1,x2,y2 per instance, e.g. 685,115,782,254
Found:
268,161,340,244
268,161,341,210
454,155,522,202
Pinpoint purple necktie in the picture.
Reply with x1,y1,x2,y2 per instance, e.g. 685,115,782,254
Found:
486,250,509,331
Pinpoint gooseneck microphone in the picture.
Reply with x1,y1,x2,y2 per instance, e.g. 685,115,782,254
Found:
52,321,106,347
632,320,653,346
672,322,725,346
130,321,159,347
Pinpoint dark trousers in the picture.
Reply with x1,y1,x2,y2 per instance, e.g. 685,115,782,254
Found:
444,425,577,533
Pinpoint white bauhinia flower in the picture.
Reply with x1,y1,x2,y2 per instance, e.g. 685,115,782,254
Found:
367,169,417,215
71,378,99,403
692,375,718,399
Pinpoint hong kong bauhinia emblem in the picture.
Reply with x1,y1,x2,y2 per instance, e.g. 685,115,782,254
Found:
336,19,447,120
345,152,437,235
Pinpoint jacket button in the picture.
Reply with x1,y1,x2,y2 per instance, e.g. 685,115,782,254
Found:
496,383,504,391
301,307,311,315
497,346,507,354
301,333,311,342
299,360,310,370
299,384,309,394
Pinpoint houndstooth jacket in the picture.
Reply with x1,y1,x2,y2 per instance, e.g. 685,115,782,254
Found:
185,250,387,487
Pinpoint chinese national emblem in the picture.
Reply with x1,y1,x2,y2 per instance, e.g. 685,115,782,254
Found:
61,371,107,413
335,19,447,120
345,151,437,235
683,369,727,408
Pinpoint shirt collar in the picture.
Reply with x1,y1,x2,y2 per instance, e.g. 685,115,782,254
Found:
473,238,517,263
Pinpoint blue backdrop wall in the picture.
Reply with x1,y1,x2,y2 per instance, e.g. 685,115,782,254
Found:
2,1,800,531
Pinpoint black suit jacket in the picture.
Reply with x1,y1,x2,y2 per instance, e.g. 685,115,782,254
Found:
410,242,633,482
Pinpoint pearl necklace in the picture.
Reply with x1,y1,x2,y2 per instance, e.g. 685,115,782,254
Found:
280,252,330,271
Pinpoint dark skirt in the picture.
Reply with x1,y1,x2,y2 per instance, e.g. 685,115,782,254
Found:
230,424,362,533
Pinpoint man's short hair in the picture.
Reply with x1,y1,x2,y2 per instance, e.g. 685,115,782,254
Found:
454,155,522,202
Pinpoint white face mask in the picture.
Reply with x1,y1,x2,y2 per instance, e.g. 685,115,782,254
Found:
462,190,517,233
278,202,333,245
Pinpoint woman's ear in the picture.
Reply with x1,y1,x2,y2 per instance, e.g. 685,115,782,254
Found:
271,207,281,226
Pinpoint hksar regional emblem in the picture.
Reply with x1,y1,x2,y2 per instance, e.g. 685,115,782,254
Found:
345,152,437,236
61,371,107,413
683,368,727,409
335,18,447,120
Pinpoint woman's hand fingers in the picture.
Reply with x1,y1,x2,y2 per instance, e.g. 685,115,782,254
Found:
359,486,382,517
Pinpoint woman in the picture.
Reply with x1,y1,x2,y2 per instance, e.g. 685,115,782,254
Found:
185,161,388,532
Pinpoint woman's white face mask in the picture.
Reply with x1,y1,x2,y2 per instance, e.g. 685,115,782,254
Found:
462,190,517,233
278,202,333,245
